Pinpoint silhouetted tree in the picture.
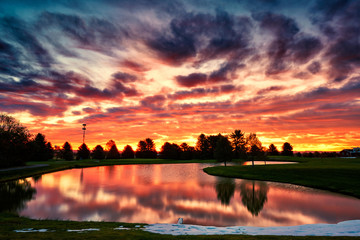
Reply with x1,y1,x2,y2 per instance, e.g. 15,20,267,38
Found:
76,143,90,160
267,144,279,156
208,135,221,158
215,177,236,206
28,133,48,162
136,138,157,158
45,142,54,160
180,142,194,160
92,145,105,159
247,133,266,165
106,140,120,159
196,133,211,159
282,142,293,156
61,142,74,161
105,140,116,151
230,129,247,159
160,142,181,159
214,134,233,166
240,180,269,216
0,114,31,168
107,145,121,159
122,145,135,158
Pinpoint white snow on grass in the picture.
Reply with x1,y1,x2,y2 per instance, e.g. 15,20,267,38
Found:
114,225,130,230
144,220,360,236
14,228,51,233
67,228,100,232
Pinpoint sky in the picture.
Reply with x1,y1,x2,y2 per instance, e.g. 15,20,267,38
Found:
0,0,359,151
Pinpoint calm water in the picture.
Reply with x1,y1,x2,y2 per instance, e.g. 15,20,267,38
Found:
2,163,360,227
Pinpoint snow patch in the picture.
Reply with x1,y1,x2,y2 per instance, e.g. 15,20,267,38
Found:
67,228,100,232
114,225,130,230
144,220,360,236
14,228,51,233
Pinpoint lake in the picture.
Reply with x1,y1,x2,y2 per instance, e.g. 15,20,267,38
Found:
2,163,360,227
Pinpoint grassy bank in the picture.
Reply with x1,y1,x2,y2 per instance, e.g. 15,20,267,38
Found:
1,213,359,240
0,158,216,183
204,156,360,199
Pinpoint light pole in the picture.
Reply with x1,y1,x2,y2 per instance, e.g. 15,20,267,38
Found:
82,123,86,144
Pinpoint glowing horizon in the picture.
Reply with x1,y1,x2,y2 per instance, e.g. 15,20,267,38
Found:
1,0,359,152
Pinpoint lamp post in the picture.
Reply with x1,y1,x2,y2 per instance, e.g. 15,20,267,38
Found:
82,123,86,144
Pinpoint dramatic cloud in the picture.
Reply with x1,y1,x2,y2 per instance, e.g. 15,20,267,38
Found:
175,73,207,87
0,0,359,151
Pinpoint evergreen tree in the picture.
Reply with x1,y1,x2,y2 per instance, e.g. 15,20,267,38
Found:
45,142,54,160
92,145,105,159
61,142,74,161
76,143,90,160
107,144,121,159
195,133,211,159
122,145,134,159
29,133,49,161
214,134,233,166
230,129,247,159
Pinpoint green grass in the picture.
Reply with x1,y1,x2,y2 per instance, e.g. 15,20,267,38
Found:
204,156,360,199
1,213,359,240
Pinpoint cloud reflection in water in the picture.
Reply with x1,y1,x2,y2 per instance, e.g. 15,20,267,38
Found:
18,164,360,227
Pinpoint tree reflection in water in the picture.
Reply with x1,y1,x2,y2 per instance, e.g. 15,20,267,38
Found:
215,177,236,206
239,180,269,216
0,179,36,213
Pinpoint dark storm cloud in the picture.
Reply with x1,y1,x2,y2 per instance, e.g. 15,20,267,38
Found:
111,72,137,83
0,38,26,76
0,68,140,116
169,84,239,100
208,62,244,83
253,12,299,39
0,78,39,92
0,96,65,116
169,87,218,100
146,10,253,66
1,16,54,68
37,12,91,45
257,86,285,95
307,61,321,74
312,0,353,22
122,60,150,72
253,12,322,75
220,84,237,93
312,0,360,81
290,36,322,64
175,73,207,87
140,94,167,110
36,11,124,55
325,38,360,82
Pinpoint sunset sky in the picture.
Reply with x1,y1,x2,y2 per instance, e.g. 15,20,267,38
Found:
0,0,359,151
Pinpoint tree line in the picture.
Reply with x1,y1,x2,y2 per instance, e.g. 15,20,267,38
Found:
0,113,335,169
